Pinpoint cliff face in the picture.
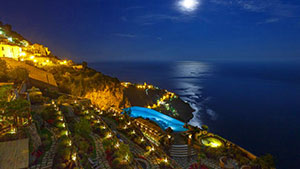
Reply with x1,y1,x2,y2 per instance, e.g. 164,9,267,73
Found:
84,85,130,110
47,65,130,110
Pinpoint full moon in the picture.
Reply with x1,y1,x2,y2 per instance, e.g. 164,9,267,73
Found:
177,0,200,13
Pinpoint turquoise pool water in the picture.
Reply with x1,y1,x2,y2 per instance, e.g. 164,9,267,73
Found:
123,106,188,132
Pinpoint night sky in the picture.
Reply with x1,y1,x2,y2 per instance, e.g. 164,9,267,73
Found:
1,0,300,61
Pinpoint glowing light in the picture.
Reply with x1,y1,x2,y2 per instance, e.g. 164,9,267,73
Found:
0,30,3,35
33,59,37,63
8,37,13,42
20,52,26,56
211,142,220,148
30,55,35,59
72,153,77,161
131,130,136,134
9,128,16,134
115,142,120,148
177,0,200,13
20,58,24,61
106,132,112,138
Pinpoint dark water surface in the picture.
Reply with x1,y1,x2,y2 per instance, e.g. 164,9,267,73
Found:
90,60,300,169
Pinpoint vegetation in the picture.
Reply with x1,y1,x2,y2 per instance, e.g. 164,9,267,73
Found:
0,98,31,130
0,59,29,84
0,85,12,101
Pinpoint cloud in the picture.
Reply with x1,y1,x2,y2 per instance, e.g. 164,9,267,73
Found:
257,18,280,24
114,33,137,38
210,0,299,17
137,14,196,25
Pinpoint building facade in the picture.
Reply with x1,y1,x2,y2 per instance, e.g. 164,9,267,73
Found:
0,43,23,59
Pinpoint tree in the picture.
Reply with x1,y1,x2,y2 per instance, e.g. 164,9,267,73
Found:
253,154,275,169
114,143,133,164
4,98,30,129
9,67,29,83
82,61,87,70
198,152,207,165
0,59,8,81
74,119,92,137
201,125,209,131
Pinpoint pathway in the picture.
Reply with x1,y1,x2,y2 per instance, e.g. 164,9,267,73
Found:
30,131,57,169
89,133,111,169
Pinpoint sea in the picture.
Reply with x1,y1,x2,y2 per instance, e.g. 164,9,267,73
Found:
90,60,300,169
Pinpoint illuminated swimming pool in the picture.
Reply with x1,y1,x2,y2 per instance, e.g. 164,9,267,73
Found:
123,106,188,132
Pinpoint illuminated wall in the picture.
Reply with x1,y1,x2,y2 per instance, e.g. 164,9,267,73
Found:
0,44,22,59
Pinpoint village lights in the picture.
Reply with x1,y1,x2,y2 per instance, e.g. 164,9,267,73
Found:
72,153,77,161
33,59,37,63
30,55,35,59
168,135,171,139
125,154,129,161
8,37,13,42
164,157,168,163
106,132,112,138
0,30,3,35
189,134,192,139
115,142,120,148
141,137,145,142
9,128,16,134
131,130,135,134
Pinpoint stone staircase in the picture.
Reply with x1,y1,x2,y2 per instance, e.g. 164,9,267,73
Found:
170,144,196,157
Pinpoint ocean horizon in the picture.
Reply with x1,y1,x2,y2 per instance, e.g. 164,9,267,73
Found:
90,59,300,169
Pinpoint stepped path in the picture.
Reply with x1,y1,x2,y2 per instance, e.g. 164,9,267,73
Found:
169,144,197,169
30,127,57,169
90,133,111,169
